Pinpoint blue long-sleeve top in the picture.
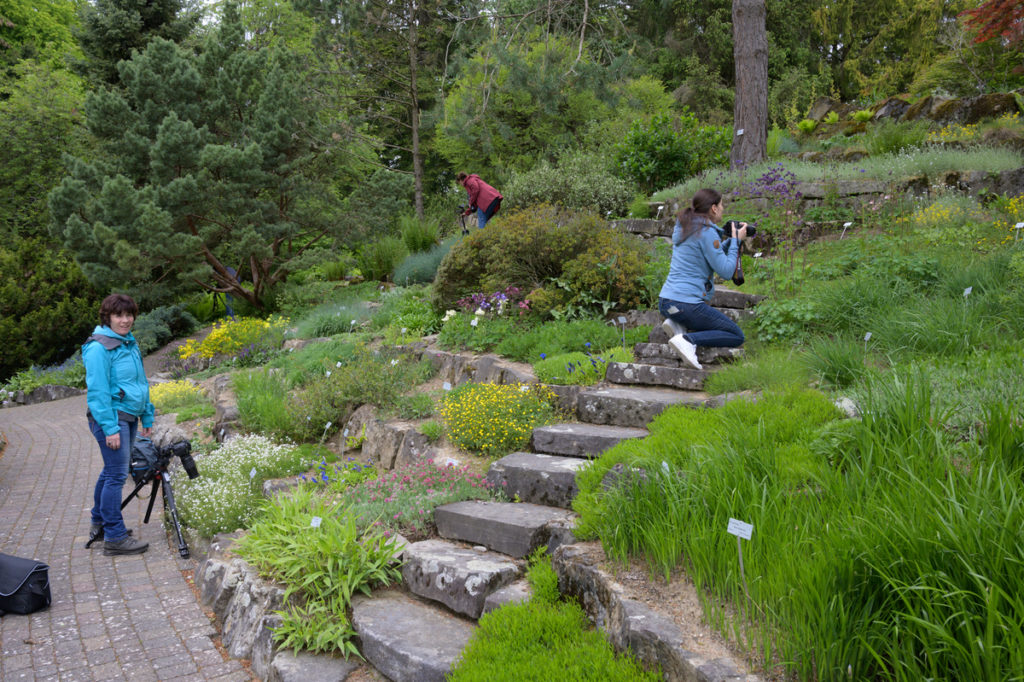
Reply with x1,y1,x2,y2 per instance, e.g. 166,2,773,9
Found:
83,326,155,436
658,217,739,304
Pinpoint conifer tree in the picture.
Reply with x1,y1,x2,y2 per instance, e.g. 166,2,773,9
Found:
49,4,337,309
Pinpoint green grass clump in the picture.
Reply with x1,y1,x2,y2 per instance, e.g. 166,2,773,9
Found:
235,488,402,658
450,550,660,682
293,301,374,338
175,435,306,537
398,214,440,253
533,347,633,385
369,285,440,335
702,346,812,394
440,382,561,457
493,319,649,362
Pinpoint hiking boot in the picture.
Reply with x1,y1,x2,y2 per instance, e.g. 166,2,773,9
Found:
668,334,702,371
103,535,148,556
87,525,130,548
661,318,687,339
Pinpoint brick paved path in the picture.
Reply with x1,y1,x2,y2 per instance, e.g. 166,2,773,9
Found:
0,395,251,681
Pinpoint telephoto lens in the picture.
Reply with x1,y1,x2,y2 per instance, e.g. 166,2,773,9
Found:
166,440,199,479
724,220,756,237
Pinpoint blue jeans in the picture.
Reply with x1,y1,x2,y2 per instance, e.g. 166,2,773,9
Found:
89,418,137,542
659,297,744,348
476,198,501,229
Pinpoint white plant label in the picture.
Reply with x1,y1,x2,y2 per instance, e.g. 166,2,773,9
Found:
310,516,322,528
727,518,753,540
336,361,342,368
324,421,332,430
617,316,627,325
343,428,349,437
401,327,407,335
843,221,853,228
250,467,257,479
864,332,872,342
963,286,973,298
754,251,763,258
470,317,479,327
390,359,399,366
736,128,745,136
1016,222,1024,228
325,370,331,377
443,381,452,391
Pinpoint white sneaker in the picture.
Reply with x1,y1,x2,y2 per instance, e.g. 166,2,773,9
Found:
668,334,702,370
662,318,687,338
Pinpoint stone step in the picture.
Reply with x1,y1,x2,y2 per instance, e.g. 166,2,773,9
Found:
531,422,649,458
605,361,709,390
577,386,711,428
351,589,475,682
634,342,744,368
487,452,588,509
482,579,532,615
401,539,522,619
434,501,576,559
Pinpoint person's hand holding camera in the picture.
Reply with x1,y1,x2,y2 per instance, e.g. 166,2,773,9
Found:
732,221,748,240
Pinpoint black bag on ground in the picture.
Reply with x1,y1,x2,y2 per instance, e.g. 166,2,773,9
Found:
0,553,51,616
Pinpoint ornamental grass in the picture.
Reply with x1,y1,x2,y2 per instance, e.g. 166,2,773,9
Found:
440,382,561,458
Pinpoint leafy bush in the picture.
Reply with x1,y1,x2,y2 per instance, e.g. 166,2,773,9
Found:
433,205,651,318
388,392,435,419
1,353,86,395
795,118,818,135
370,286,441,336
393,235,460,285
613,111,729,193
504,151,635,217
357,237,407,282
419,420,443,442
236,487,402,657
175,435,306,537
150,379,208,412
440,382,561,457
234,370,294,437
533,347,633,385
133,305,200,356
852,109,874,123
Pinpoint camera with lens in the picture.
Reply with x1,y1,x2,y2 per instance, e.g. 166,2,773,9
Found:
723,220,756,238
130,438,199,484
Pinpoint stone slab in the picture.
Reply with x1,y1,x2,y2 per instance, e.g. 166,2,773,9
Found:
487,452,587,508
577,386,709,428
482,579,532,615
351,590,475,682
634,343,744,368
605,362,707,391
531,423,649,458
401,539,522,618
269,650,360,682
434,501,576,558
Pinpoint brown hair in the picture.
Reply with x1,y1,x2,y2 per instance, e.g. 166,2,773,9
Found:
675,188,722,242
99,294,139,328
456,172,468,182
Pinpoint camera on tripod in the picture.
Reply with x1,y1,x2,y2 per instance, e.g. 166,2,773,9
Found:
723,220,756,238
130,438,199,484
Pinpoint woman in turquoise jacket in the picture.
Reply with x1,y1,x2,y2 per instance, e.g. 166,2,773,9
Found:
84,294,155,556
658,188,747,370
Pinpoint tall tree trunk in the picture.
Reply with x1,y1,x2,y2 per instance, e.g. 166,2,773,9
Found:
730,0,768,169
409,1,425,219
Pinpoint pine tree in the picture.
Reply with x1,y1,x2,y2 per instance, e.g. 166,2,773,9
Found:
49,4,336,309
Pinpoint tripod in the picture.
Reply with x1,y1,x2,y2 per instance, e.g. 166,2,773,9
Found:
120,467,191,558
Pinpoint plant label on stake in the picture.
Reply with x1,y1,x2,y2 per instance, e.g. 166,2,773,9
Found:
864,331,872,352
310,516,322,528
727,518,754,609
617,315,628,347
250,467,257,479
442,382,452,391
470,317,479,327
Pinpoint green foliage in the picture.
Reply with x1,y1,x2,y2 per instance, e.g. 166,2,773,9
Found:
494,319,650,363
398,214,439,253
852,109,874,123
801,335,869,388
613,112,729,193
388,392,435,419
50,6,339,308
369,285,441,336
437,314,519,354
795,118,818,135
702,346,812,395
433,205,651,318
864,120,931,155
233,370,294,438
440,382,561,457
766,126,798,157
132,305,199,356
392,235,459,286
504,151,636,217
533,347,633,385
823,111,839,125
0,238,101,382
236,487,402,658
356,236,407,282
524,548,560,605
175,434,307,537
419,420,443,442
340,460,502,538
1,354,86,396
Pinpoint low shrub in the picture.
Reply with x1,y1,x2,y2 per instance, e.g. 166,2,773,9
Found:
175,435,305,537
504,151,635,216
440,382,561,457
398,214,440,253
133,305,200,356
293,300,373,339
388,392,435,419
234,370,293,437
864,120,931,155
341,460,503,538
357,236,407,282
419,420,443,442
392,235,459,285
236,487,402,657
370,286,441,335
533,347,633,385
177,316,289,368
1,353,85,395
437,314,519,353
150,379,213,421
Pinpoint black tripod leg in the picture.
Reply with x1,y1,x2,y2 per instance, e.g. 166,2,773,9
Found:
159,470,191,559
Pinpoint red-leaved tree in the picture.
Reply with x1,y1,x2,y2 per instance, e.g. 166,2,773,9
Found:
960,0,1024,46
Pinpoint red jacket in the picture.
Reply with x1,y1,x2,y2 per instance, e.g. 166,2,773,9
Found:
461,174,502,212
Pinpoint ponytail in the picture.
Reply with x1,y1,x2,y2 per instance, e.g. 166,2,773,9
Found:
675,188,722,242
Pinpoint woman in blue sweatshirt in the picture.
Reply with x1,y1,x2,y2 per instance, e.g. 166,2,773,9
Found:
83,294,155,556
658,188,747,370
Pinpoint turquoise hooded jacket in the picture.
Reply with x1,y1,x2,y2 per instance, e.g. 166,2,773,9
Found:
83,326,155,437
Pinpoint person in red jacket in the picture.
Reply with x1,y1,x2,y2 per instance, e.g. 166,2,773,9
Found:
457,172,503,229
